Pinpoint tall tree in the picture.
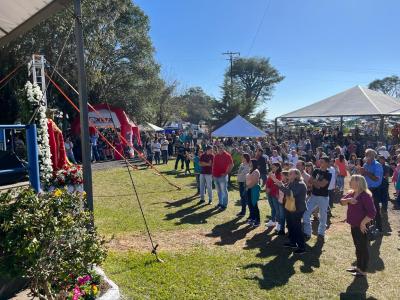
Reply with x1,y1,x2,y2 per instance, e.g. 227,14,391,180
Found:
0,0,160,124
368,75,400,98
212,57,284,128
177,87,214,124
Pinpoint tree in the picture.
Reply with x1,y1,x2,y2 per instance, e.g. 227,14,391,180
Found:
151,80,186,127
0,0,160,124
177,87,214,124
212,57,284,128
368,75,400,98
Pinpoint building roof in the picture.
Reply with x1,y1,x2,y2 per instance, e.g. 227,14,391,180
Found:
211,115,266,138
0,0,70,46
279,85,400,119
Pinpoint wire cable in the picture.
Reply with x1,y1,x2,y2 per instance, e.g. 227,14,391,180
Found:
247,0,272,56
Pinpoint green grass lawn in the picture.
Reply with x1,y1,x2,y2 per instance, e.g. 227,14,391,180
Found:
93,161,400,299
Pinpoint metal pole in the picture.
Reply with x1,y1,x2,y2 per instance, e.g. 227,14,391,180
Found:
379,116,385,141
274,118,278,138
26,124,41,193
74,0,94,217
340,116,343,132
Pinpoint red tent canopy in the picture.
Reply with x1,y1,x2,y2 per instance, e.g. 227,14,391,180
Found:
71,104,142,146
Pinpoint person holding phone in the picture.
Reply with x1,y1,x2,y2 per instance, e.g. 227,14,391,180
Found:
340,175,376,277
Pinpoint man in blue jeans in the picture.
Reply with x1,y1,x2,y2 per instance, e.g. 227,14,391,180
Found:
212,145,234,210
303,156,332,239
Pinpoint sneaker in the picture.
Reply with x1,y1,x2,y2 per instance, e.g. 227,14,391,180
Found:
283,242,297,249
247,219,254,225
199,200,205,204
265,220,276,227
275,223,281,232
252,222,260,227
208,200,212,205
294,248,306,255
216,204,221,208
219,206,227,211
237,212,245,217
304,234,311,241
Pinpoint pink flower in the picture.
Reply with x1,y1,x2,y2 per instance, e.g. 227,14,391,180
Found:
77,275,91,286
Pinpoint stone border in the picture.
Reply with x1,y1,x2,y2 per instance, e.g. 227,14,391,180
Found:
94,266,120,300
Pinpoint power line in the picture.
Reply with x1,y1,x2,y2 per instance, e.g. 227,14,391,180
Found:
247,0,272,55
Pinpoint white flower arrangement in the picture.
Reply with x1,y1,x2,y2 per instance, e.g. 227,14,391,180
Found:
24,81,53,183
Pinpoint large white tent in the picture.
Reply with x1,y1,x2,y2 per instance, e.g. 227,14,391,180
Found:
139,122,164,132
212,115,266,138
279,85,400,118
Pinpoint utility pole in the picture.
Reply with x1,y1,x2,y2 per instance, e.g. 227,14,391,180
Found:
222,51,240,101
74,0,94,225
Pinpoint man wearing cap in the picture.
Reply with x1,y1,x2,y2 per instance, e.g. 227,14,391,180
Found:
212,145,234,210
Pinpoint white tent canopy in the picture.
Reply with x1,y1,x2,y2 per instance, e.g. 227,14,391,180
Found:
279,86,400,119
139,122,164,132
0,0,70,46
212,115,266,138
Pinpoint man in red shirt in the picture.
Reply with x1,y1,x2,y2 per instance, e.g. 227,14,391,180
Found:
212,145,234,210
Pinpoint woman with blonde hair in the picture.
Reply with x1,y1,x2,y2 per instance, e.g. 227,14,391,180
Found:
340,174,376,277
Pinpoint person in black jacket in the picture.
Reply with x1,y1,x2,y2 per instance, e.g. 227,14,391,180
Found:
271,168,308,254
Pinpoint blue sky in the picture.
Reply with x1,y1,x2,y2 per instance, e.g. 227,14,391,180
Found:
134,0,400,119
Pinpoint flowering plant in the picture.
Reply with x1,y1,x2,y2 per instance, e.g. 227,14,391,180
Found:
63,271,101,300
23,81,53,183
53,164,84,187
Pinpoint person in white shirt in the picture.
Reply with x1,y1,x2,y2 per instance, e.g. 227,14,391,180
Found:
161,138,169,164
270,150,283,164
152,138,161,165
287,149,299,166
328,159,337,211
378,146,390,160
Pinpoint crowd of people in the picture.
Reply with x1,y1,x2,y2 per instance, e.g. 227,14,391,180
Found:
140,127,400,278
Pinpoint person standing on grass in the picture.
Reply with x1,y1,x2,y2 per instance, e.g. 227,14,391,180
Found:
246,159,261,227
340,175,376,277
357,149,383,232
152,138,161,165
271,168,307,255
335,154,347,193
303,156,332,240
199,146,214,204
266,162,285,235
212,144,234,210
184,142,192,175
236,153,251,216
378,155,390,213
328,158,337,212
193,149,202,194
174,141,186,171
161,138,169,164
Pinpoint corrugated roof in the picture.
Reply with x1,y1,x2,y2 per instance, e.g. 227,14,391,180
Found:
279,86,400,118
0,0,70,46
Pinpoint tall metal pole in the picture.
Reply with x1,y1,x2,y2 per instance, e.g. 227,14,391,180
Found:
74,0,94,217
222,51,240,100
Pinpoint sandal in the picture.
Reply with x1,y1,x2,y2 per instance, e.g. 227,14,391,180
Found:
346,267,358,273
351,271,366,277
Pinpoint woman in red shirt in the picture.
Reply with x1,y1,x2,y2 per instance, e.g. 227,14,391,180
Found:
340,175,376,277
266,162,284,234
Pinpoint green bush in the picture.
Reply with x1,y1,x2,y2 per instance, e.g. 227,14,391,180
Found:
0,188,107,300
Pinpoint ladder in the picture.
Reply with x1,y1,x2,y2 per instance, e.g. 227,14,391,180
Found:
28,54,47,107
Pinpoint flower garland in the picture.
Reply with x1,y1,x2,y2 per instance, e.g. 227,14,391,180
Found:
24,81,53,183
53,165,83,187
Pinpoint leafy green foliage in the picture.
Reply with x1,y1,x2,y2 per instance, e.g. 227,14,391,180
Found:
0,0,161,124
369,75,400,98
0,188,106,299
212,57,284,128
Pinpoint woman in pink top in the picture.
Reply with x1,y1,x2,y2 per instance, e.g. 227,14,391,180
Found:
340,175,376,277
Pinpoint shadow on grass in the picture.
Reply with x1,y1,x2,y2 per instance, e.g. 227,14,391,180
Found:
206,217,253,246
368,235,385,273
242,233,325,290
340,276,375,300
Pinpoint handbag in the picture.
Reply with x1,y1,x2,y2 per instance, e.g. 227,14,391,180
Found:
366,223,379,241
284,190,296,212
